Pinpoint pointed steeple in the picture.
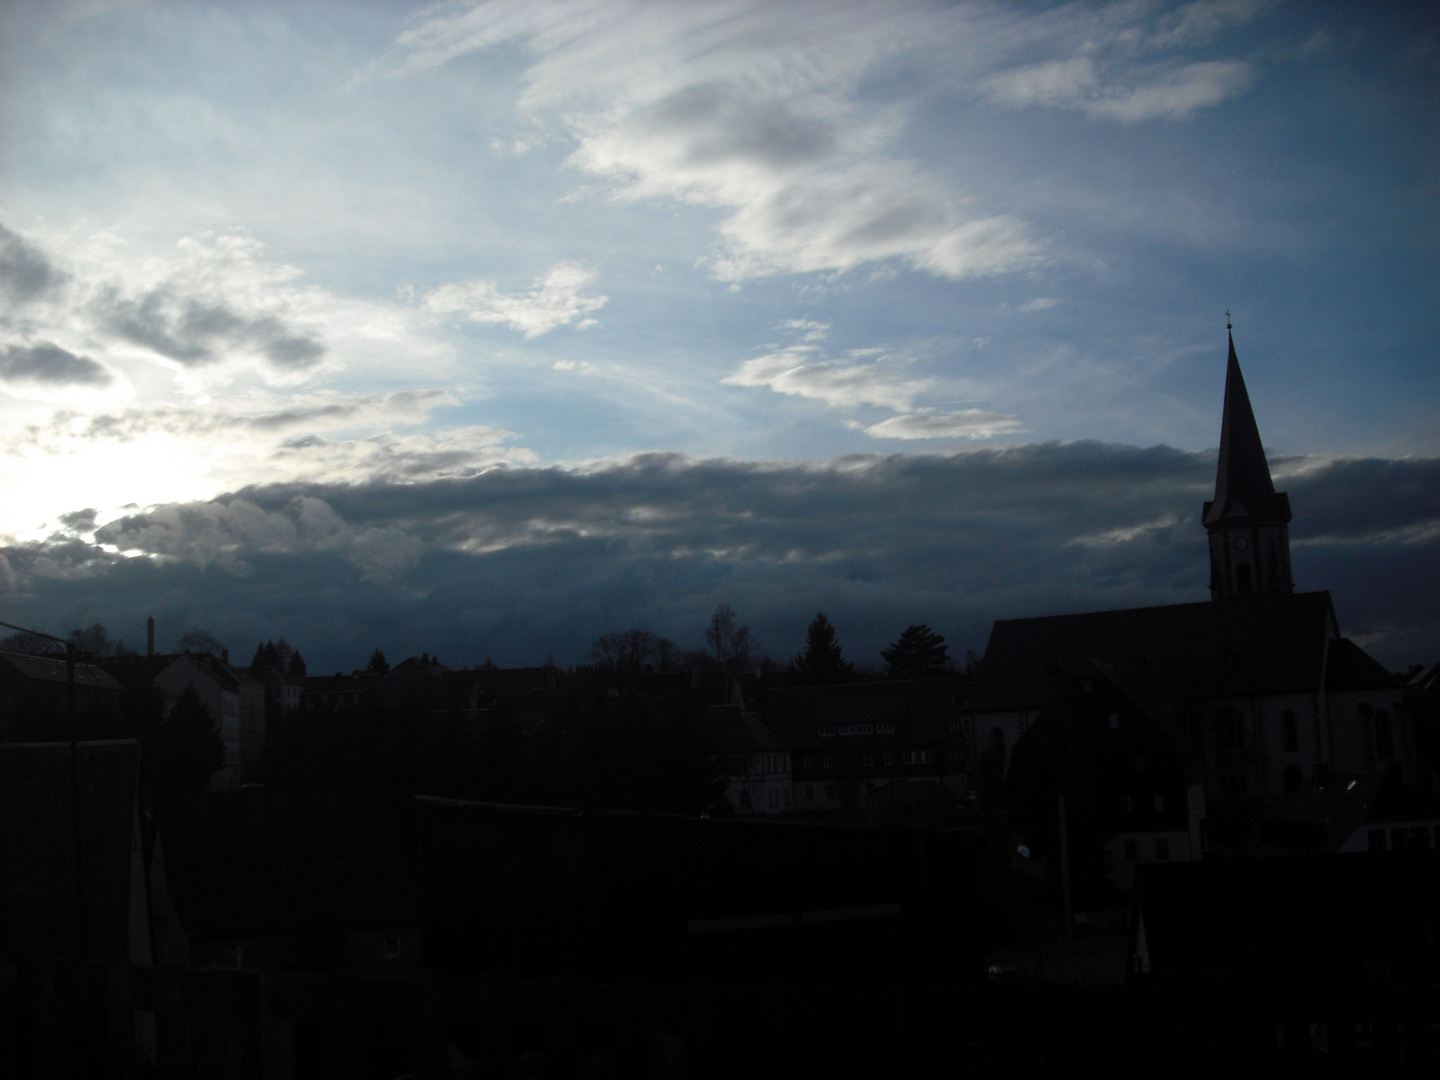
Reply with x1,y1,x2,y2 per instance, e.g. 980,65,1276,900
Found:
1202,326,1293,599
1205,331,1284,525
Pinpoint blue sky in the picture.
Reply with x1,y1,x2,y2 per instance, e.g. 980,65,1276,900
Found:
0,1,1436,668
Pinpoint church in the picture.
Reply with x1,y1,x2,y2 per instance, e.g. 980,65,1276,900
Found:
969,331,1409,815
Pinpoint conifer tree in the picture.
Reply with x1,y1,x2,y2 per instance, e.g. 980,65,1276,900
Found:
791,612,853,684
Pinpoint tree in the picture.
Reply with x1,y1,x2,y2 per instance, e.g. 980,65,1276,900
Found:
249,638,295,675
0,630,60,655
589,629,657,685
287,650,307,677
880,624,953,680
704,604,752,674
176,627,224,655
364,648,390,675
141,684,227,793
791,612,853,684
68,623,134,657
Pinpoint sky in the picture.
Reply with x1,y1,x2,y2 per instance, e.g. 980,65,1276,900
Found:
0,0,1436,670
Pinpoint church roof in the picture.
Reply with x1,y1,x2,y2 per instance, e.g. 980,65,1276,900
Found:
972,591,1340,711
1203,332,1291,527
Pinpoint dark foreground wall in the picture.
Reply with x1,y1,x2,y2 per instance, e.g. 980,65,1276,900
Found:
414,798,981,982
3,957,1438,1079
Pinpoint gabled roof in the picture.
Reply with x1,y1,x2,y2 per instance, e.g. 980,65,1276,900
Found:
155,788,420,942
101,652,243,693
0,740,141,960
1203,332,1291,527
1325,637,1401,692
764,679,955,749
704,705,782,755
973,591,1339,711
0,651,123,691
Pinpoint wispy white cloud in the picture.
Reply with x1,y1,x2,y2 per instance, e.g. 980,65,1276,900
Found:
392,1,1038,282
422,262,607,338
861,410,1021,441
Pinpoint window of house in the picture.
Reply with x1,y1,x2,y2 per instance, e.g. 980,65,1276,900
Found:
1155,838,1170,861
863,753,874,767
805,785,814,801
1108,713,1120,730
818,725,837,737
804,756,814,770
1123,840,1137,862
1367,829,1387,853
822,755,834,770
883,752,894,766
740,790,751,809
384,936,402,960
1153,795,1164,812
1374,711,1394,760
1215,706,1246,754
1123,796,1132,814
1281,709,1299,752
876,721,895,734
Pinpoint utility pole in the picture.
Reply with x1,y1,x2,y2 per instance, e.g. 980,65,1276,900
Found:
1057,791,1072,945
66,640,87,958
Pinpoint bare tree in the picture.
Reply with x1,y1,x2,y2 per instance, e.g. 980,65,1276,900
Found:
589,629,658,685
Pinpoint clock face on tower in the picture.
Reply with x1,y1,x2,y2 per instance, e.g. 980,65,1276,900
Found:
1233,536,1249,551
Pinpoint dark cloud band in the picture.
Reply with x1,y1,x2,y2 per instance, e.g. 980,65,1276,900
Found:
5,446,1436,672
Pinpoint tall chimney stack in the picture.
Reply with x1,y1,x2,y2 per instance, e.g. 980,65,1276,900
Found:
146,616,154,657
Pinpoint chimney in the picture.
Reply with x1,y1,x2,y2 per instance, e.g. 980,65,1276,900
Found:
146,616,154,657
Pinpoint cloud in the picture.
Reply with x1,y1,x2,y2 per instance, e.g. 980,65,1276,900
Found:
723,325,1017,440
5,445,1432,672
982,57,1254,122
1,224,66,311
421,262,607,338
91,283,325,369
723,345,927,412
1018,298,1058,312
0,341,112,386
860,410,1022,441
95,495,424,583
393,1,1038,282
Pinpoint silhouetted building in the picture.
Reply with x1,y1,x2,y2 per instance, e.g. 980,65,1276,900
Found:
153,787,421,971
103,651,265,788
971,335,1411,803
0,740,156,963
0,652,123,741
765,679,964,814
705,704,791,814
1006,662,1205,894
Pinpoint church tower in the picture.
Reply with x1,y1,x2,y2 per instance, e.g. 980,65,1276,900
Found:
1202,329,1293,599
